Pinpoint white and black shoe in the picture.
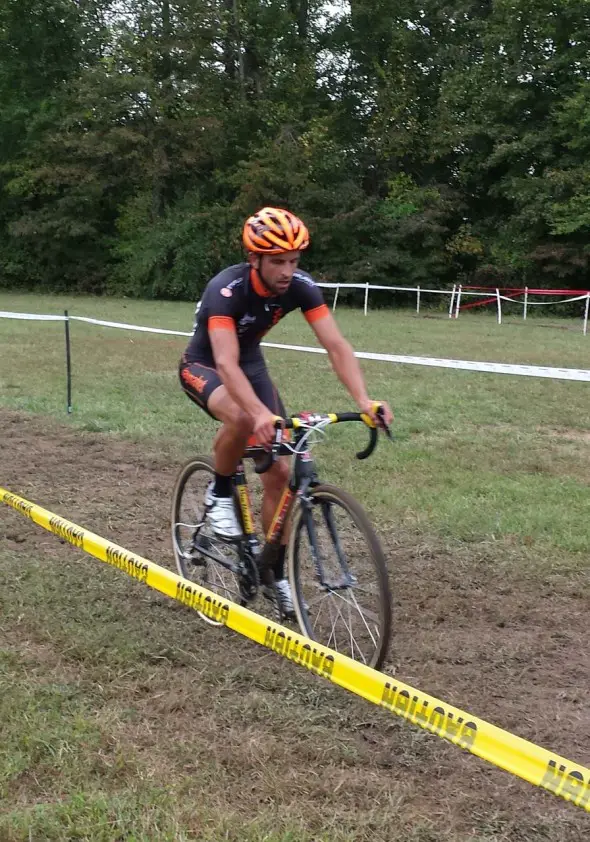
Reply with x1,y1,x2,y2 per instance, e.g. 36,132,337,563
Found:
205,483,242,540
263,578,296,621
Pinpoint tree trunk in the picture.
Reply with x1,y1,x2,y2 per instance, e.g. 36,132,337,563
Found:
289,0,309,41
221,0,245,90
151,0,172,221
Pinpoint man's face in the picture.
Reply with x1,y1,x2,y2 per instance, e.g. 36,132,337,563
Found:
251,251,301,295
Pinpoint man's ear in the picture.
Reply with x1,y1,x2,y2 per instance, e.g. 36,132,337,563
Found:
247,252,260,269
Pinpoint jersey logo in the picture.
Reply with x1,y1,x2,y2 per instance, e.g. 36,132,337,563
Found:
192,299,202,332
293,272,316,287
237,313,257,336
220,288,233,298
181,369,208,394
270,307,284,326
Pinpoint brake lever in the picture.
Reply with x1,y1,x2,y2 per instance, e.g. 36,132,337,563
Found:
382,424,394,441
376,405,394,441
253,423,284,475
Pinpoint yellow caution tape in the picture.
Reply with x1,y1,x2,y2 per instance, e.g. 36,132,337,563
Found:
1,486,588,812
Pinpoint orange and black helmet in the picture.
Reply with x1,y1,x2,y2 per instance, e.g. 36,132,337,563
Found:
243,207,310,254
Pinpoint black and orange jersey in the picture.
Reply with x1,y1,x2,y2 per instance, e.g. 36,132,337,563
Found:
184,263,330,365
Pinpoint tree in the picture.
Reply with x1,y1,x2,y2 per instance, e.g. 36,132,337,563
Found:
3,0,590,297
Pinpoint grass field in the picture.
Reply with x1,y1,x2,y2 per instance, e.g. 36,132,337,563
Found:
1,290,589,563
1,291,589,841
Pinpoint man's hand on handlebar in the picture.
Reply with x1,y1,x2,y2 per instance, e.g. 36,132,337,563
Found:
253,407,283,448
250,408,394,472
360,400,394,429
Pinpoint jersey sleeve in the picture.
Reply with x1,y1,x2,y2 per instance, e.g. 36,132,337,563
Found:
206,283,239,332
294,275,330,324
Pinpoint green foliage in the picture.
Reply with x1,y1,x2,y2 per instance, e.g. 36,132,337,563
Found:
2,0,590,296
111,190,241,298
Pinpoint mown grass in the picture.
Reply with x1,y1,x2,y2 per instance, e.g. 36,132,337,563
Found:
1,290,589,566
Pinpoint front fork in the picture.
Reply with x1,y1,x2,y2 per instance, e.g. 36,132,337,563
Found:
298,477,355,590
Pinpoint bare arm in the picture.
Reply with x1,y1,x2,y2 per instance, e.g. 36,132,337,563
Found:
310,313,369,407
209,326,279,443
310,313,393,424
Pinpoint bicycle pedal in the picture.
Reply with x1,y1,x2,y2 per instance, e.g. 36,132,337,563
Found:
261,587,281,619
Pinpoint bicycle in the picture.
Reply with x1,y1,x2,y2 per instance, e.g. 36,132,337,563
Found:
171,409,393,669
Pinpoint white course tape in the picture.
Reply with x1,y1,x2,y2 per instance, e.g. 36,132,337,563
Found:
261,342,590,382
1,311,589,381
318,283,454,295
0,311,66,321
520,295,589,306
72,316,190,337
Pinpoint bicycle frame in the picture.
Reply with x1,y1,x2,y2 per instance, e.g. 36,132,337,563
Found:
229,410,388,587
234,427,318,547
179,444,312,583
232,423,351,589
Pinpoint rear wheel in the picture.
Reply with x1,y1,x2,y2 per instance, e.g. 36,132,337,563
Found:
287,484,392,669
171,457,249,624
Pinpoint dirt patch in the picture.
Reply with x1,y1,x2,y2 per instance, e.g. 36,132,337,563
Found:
1,408,589,839
541,426,590,443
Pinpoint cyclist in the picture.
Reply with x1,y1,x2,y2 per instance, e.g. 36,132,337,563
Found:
179,206,392,617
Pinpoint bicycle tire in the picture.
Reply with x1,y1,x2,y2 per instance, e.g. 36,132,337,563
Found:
171,456,246,625
287,484,392,670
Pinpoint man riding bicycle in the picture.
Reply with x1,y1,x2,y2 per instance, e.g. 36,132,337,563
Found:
179,206,393,617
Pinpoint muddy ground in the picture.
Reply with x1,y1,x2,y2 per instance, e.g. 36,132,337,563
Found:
1,409,588,840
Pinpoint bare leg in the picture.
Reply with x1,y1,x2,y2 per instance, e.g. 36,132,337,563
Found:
209,385,289,525
207,386,253,476
260,456,290,541
207,387,290,566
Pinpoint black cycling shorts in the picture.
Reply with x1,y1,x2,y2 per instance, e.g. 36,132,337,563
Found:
179,357,286,421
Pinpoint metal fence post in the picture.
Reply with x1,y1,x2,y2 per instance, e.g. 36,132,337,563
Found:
454,285,462,319
332,285,340,312
64,310,73,414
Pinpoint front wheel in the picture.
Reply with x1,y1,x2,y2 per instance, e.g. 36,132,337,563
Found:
287,484,392,670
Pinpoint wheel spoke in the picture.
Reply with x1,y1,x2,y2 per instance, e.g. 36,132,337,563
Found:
306,588,331,609
171,459,250,625
330,587,381,631
290,487,391,668
326,598,339,651
326,591,369,665
310,590,330,629
347,588,379,649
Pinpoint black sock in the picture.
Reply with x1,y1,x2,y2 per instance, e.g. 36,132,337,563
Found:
273,545,287,580
213,473,232,498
